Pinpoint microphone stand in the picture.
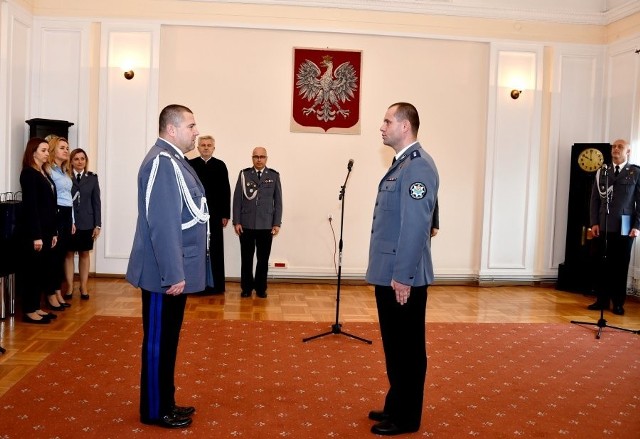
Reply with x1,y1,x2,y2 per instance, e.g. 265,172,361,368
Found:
571,164,640,338
303,163,372,344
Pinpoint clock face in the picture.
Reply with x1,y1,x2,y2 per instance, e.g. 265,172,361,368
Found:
577,148,604,172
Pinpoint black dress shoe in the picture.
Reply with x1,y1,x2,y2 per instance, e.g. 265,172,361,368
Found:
240,291,251,298
368,410,391,422
47,302,64,311
64,292,73,299
39,313,57,320
587,301,609,311
80,293,90,300
371,420,419,436
256,291,267,298
172,405,195,417
23,314,51,324
59,302,71,308
612,306,625,315
141,414,192,429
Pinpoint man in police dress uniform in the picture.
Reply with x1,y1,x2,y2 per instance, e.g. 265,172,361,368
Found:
366,102,439,436
232,146,283,298
589,139,640,315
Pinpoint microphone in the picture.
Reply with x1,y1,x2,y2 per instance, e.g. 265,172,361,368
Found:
347,159,354,171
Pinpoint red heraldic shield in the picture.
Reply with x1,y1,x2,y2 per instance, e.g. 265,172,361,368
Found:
292,48,362,133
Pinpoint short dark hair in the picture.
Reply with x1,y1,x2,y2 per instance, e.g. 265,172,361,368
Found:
159,104,193,135
22,137,48,170
390,102,420,136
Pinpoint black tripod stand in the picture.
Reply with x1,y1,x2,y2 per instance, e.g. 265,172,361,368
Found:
571,164,640,339
303,160,371,345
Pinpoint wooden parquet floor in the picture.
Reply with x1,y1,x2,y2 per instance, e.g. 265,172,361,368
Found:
0,277,639,397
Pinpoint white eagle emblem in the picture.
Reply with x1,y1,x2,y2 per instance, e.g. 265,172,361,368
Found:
409,182,427,200
296,55,358,122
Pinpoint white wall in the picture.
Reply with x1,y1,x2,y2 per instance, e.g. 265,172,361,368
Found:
4,3,640,284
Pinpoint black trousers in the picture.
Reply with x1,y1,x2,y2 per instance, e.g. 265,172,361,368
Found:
205,218,226,293
239,228,273,294
50,206,72,294
17,238,54,314
594,233,634,307
140,289,187,421
375,284,428,430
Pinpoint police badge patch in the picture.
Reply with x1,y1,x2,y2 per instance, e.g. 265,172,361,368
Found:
409,182,426,200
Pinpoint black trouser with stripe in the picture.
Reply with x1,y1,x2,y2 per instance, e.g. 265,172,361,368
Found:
140,289,187,421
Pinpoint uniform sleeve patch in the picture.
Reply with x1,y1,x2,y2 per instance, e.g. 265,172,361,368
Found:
409,182,427,199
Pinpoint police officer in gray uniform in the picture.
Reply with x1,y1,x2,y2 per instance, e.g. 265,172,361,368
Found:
233,146,283,298
126,104,208,429
366,102,439,436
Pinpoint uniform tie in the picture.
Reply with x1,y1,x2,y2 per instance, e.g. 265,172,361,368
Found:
76,173,82,183
615,165,620,177
257,170,262,180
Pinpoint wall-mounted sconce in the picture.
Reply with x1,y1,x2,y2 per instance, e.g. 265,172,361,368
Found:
510,89,522,99
123,70,135,80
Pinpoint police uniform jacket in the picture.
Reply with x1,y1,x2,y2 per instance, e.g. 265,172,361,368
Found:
71,171,102,231
590,163,640,234
232,167,283,230
366,142,439,287
126,138,208,294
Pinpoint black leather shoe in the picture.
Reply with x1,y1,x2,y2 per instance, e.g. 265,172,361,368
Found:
371,420,419,436
23,314,51,324
81,293,90,300
47,302,64,311
256,291,267,298
241,291,251,298
59,302,71,308
368,410,391,422
587,301,608,311
172,405,195,417
612,306,625,315
39,312,57,320
64,292,73,299
141,414,192,429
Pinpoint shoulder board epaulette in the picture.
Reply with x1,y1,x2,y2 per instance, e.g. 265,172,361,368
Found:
242,167,253,172
268,168,279,174
631,164,640,170
410,150,421,159
87,171,96,176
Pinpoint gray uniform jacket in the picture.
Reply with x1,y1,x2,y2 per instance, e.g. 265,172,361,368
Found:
126,139,208,293
366,142,439,287
590,163,640,233
71,171,101,231
232,167,283,230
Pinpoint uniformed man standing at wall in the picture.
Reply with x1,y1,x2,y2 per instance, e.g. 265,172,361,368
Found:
365,102,439,436
232,147,283,298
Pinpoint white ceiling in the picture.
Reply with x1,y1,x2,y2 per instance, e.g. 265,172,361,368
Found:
186,0,640,24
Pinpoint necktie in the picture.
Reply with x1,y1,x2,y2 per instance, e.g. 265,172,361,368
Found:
615,165,620,177
392,157,397,165
76,173,82,183
257,171,262,180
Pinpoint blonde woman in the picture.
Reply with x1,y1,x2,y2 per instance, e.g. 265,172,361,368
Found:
47,135,75,310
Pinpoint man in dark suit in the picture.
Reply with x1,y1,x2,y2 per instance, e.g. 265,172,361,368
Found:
366,102,439,436
126,104,208,429
589,139,640,315
188,135,231,294
232,146,283,298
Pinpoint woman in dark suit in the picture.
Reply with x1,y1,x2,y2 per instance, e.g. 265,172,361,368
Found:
66,148,101,299
18,138,59,324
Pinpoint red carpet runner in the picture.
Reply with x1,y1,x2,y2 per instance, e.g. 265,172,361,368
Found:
0,317,638,437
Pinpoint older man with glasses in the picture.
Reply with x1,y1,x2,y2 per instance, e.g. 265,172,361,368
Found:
232,146,283,298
